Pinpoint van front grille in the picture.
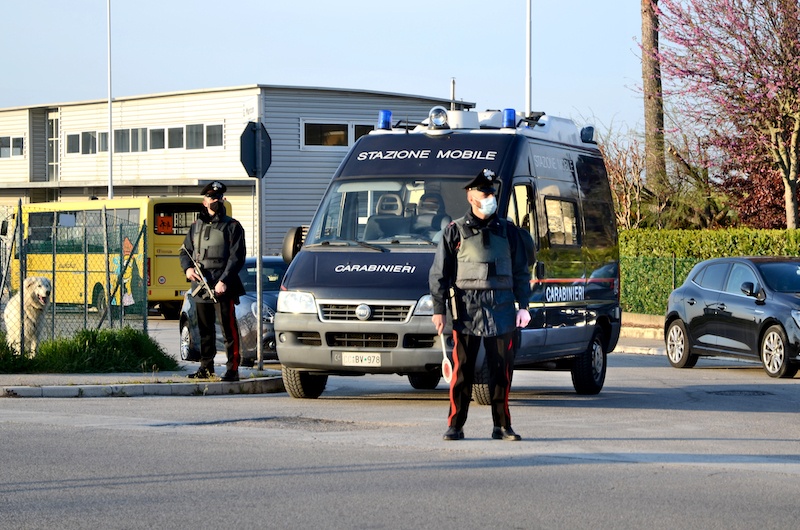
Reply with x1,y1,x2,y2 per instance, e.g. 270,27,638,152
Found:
319,303,412,322
326,332,398,349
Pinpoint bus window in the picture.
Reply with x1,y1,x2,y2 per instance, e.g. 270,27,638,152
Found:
154,203,201,235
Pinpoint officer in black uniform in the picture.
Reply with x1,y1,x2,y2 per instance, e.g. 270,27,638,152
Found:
429,169,532,441
180,181,246,382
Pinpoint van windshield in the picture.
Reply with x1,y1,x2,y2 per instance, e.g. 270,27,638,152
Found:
305,177,483,245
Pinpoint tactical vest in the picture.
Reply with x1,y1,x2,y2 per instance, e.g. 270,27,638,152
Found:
454,217,513,291
193,218,230,270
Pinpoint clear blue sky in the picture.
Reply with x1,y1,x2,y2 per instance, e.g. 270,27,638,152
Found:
1,1,643,131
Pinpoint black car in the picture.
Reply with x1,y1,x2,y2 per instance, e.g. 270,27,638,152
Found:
179,256,288,367
665,256,800,378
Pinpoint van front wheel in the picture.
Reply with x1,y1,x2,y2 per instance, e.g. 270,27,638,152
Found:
571,331,606,395
408,371,441,390
281,365,328,399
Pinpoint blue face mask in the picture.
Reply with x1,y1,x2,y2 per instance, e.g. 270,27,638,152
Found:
478,196,497,216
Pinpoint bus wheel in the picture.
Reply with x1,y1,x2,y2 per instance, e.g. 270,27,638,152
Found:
571,331,606,395
92,285,106,313
472,356,491,406
281,365,327,398
408,371,441,389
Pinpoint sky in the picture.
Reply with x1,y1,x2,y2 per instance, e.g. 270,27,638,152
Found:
0,1,644,131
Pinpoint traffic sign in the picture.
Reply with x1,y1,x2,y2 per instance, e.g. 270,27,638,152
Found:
240,121,272,178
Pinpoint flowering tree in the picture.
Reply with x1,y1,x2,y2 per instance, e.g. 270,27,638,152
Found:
655,0,800,228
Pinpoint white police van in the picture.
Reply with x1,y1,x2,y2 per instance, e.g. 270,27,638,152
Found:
276,106,620,401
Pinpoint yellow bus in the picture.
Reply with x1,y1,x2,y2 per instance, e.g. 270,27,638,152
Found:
1,197,230,319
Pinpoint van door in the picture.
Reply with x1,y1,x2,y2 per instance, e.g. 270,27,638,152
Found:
531,145,589,353
507,178,545,363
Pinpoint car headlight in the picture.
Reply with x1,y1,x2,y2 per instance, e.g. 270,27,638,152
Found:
414,294,434,316
251,302,275,323
277,291,317,314
791,310,800,329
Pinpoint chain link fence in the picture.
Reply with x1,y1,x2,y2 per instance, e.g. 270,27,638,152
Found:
0,203,147,356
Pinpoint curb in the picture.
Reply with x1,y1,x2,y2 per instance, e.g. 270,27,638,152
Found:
3,376,286,398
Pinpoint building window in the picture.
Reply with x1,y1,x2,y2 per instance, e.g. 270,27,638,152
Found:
302,121,374,149
150,128,165,150
114,129,130,153
0,137,9,158
99,132,108,152
305,123,347,146
168,127,183,148
12,137,23,156
67,134,80,154
131,128,147,152
81,131,97,154
206,124,223,147
186,124,204,149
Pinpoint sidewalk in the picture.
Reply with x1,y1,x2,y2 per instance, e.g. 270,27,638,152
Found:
1,314,665,398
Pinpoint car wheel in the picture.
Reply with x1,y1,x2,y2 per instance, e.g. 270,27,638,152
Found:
666,320,698,368
282,365,328,398
179,319,200,362
760,325,798,378
408,371,441,390
571,331,606,395
472,355,491,406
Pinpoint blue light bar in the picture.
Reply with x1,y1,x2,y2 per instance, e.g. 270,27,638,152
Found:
378,110,392,130
503,108,517,128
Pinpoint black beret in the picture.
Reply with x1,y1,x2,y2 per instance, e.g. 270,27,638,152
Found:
201,181,226,197
464,169,497,194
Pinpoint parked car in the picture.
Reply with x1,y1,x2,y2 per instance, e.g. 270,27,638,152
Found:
665,256,800,378
179,256,288,367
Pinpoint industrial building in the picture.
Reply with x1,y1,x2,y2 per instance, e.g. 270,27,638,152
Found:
0,85,473,254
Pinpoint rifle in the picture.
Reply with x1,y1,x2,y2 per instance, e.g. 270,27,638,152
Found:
179,244,218,303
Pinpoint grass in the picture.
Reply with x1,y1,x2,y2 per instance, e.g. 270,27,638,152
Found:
0,327,179,374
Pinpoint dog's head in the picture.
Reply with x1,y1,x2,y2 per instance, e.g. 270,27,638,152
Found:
24,276,52,309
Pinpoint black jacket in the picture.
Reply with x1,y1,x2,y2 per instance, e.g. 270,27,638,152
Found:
180,204,247,302
429,210,531,336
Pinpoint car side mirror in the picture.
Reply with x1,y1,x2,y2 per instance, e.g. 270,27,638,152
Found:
534,261,545,280
741,282,756,297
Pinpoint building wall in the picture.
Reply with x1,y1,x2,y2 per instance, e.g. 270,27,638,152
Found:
0,85,471,255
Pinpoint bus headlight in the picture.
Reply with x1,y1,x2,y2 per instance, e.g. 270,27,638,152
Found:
277,291,317,314
414,294,434,316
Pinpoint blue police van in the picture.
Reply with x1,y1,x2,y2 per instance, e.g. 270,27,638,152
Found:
276,106,620,401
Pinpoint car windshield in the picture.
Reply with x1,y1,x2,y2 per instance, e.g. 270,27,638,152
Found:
755,261,800,292
304,176,483,245
238,260,288,293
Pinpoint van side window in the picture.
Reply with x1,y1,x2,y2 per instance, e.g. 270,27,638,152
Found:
544,198,579,246
510,183,536,248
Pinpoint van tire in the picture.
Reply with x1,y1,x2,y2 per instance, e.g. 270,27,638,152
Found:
571,331,606,395
282,365,327,398
472,357,491,406
408,371,441,389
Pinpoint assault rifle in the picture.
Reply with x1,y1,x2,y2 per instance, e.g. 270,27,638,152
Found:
179,244,218,303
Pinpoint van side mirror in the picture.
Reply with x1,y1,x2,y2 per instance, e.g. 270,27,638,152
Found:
282,226,305,264
534,261,545,280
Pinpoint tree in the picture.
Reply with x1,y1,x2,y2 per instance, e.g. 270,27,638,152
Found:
656,0,800,228
599,132,647,230
641,0,667,191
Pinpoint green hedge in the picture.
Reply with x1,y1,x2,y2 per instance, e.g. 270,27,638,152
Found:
620,228,800,315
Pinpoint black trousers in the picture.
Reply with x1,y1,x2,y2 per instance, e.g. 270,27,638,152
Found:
447,330,516,430
195,297,241,373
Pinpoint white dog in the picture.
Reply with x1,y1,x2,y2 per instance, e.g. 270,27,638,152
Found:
4,276,52,356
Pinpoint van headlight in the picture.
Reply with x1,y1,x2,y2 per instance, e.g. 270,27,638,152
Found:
277,291,317,314
414,294,434,316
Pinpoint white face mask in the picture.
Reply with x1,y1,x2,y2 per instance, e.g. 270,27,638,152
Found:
478,196,497,216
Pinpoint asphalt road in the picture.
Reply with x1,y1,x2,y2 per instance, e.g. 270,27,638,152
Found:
1,325,799,529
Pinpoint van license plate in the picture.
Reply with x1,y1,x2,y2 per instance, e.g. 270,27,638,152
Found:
342,352,381,367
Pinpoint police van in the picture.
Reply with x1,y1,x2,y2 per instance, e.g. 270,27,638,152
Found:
276,106,620,401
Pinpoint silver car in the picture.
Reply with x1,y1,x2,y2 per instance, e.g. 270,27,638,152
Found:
179,256,288,366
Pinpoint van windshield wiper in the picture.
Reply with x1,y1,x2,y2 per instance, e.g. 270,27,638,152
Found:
312,240,387,252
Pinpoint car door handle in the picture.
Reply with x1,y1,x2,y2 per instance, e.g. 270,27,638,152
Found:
688,298,696,305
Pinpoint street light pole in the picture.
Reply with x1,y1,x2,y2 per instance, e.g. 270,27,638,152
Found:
107,0,114,199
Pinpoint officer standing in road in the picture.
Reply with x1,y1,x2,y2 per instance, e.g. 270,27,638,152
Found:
180,181,246,382
429,169,532,441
